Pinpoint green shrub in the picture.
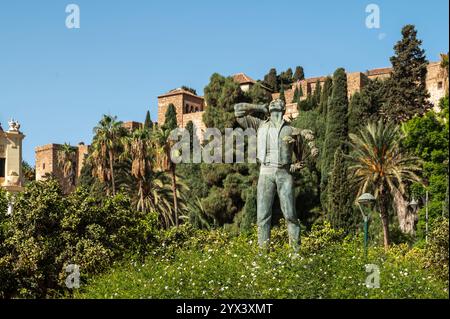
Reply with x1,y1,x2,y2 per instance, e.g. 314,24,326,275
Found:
0,180,158,298
425,218,449,280
76,223,448,299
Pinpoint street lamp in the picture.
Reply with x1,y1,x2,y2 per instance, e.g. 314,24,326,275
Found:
409,198,419,212
357,193,376,258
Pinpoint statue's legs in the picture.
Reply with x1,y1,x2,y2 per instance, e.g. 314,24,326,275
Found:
257,168,277,248
276,169,300,251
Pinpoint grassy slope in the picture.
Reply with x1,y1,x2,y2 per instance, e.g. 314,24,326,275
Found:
74,225,448,299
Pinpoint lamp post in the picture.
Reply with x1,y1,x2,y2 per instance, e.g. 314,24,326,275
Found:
425,191,429,243
357,193,376,258
409,198,419,236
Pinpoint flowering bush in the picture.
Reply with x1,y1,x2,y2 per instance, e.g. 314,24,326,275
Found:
75,223,448,299
0,180,158,298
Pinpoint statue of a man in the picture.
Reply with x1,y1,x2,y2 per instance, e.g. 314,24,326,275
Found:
234,99,302,250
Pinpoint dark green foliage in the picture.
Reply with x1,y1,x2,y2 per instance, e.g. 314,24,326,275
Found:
248,82,272,105
292,87,299,103
263,68,278,92
403,96,449,238
321,68,349,211
312,81,322,107
425,218,449,280
279,85,286,103
203,73,246,131
294,66,305,81
327,148,355,232
240,186,257,233
383,25,431,122
163,104,178,131
181,86,197,95
0,180,157,298
298,85,304,98
291,110,326,226
348,79,387,134
299,81,322,112
319,77,332,115
144,110,153,129
184,120,197,157
279,68,293,89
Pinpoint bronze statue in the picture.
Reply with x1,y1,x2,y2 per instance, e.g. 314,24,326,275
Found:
234,99,318,250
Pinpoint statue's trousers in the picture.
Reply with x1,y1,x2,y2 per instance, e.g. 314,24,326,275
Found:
257,166,300,249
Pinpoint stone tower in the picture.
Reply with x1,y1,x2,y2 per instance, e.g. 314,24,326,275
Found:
0,119,25,193
157,88,206,139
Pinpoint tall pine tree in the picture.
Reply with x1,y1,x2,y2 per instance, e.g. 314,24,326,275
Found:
163,103,178,131
383,24,431,122
264,68,278,92
144,110,153,129
312,80,322,107
294,66,305,81
279,84,286,103
327,148,355,232
292,87,299,103
348,79,386,134
321,68,349,212
319,77,332,115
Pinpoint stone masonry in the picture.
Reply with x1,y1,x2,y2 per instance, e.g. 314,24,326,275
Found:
157,62,448,137
35,143,89,183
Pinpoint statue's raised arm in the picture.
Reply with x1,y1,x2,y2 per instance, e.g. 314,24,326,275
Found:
234,102,268,130
234,103,269,117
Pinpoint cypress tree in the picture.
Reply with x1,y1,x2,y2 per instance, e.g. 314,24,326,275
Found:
280,68,293,87
279,84,286,103
319,77,332,115
144,110,153,129
163,103,178,131
321,68,349,212
298,85,304,98
327,148,354,232
348,79,387,134
294,66,305,81
264,68,278,92
384,25,431,122
185,120,195,148
292,87,299,103
240,187,257,233
312,80,322,107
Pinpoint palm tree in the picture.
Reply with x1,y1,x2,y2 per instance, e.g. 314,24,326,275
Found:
153,126,179,227
21,161,35,184
57,143,77,193
347,120,422,250
120,127,154,212
91,115,124,196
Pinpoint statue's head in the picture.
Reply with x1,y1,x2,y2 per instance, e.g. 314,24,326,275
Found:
269,98,286,113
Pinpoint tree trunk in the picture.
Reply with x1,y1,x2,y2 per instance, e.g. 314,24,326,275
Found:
379,195,390,251
171,164,178,227
393,189,417,235
109,149,116,196
139,179,144,212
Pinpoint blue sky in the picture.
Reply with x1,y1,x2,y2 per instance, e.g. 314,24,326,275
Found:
0,0,448,164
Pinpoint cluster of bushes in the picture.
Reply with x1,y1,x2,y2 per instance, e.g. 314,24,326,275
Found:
0,179,159,298
75,221,449,299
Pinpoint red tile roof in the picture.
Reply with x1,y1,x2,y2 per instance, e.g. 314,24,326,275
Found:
232,73,256,84
158,88,203,99
366,67,392,76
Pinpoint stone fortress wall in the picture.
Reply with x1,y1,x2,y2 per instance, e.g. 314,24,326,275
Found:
35,60,448,182
157,61,449,132
35,143,89,183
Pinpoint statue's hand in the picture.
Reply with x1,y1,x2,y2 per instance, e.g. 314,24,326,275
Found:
290,162,305,173
257,104,269,115
234,103,268,117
